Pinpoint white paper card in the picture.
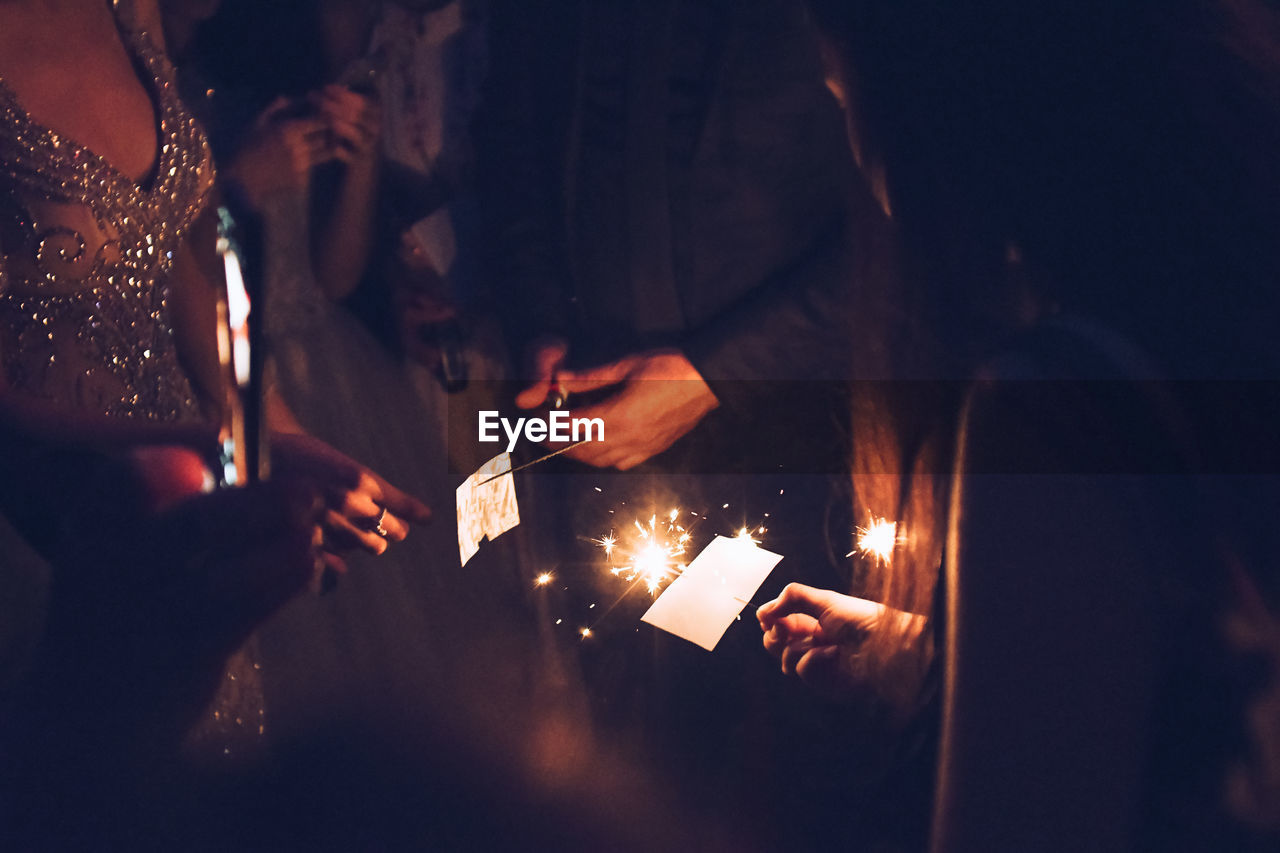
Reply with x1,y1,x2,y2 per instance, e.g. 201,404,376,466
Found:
477,454,520,541
456,452,520,567
641,535,783,651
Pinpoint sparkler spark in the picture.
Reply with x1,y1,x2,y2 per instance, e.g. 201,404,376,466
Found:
593,533,617,558
852,516,901,564
593,503,772,599
595,508,691,595
535,572,554,586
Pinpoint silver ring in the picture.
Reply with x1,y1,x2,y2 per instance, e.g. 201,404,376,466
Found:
372,506,389,538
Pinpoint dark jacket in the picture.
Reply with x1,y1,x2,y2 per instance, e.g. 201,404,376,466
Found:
481,0,886,427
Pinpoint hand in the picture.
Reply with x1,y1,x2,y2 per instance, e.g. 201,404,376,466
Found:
223,97,336,209
552,350,719,470
270,432,432,576
52,447,324,674
313,85,381,163
756,583,906,701
514,337,569,409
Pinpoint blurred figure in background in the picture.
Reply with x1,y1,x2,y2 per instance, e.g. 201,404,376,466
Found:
759,0,1280,849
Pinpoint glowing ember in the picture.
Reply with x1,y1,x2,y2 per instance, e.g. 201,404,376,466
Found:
854,516,900,564
535,572,554,586
580,627,592,638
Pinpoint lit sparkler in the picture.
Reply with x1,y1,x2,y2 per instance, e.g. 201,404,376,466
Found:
595,509,692,595
850,515,901,564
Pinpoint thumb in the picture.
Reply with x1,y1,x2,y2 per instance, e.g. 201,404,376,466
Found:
757,583,847,628
516,340,569,409
515,380,552,410
532,341,567,379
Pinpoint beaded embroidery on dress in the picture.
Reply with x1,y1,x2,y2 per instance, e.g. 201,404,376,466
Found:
0,2,264,763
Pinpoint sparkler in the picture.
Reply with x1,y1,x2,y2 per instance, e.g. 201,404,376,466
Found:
475,440,590,486
571,491,779,645
851,515,901,564
592,501,770,599
594,509,694,595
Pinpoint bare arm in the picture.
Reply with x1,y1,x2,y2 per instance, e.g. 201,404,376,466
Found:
311,86,381,302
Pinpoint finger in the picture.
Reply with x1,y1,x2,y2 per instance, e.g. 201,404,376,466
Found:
366,474,432,526
757,582,845,627
308,551,348,596
762,624,790,658
283,117,331,140
328,480,381,516
318,84,358,109
559,359,635,394
531,340,568,379
794,644,843,688
615,453,652,471
258,95,294,125
327,118,366,150
515,381,551,410
517,341,569,408
271,433,429,524
333,489,409,542
273,433,364,491
324,508,390,555
308,141,343,169
780,635,816,675
763,613,822,650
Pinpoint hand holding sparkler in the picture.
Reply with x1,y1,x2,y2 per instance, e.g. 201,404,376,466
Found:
757,584,923,701
551,349,719,470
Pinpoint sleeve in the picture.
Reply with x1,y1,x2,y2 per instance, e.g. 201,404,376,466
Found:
475,0,579,355
681,170,892,413
673,0,891,415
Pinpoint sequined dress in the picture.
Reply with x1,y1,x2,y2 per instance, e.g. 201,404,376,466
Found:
0,6,264,761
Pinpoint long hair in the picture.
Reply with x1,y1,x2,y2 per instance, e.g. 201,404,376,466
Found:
808,0,1280,707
